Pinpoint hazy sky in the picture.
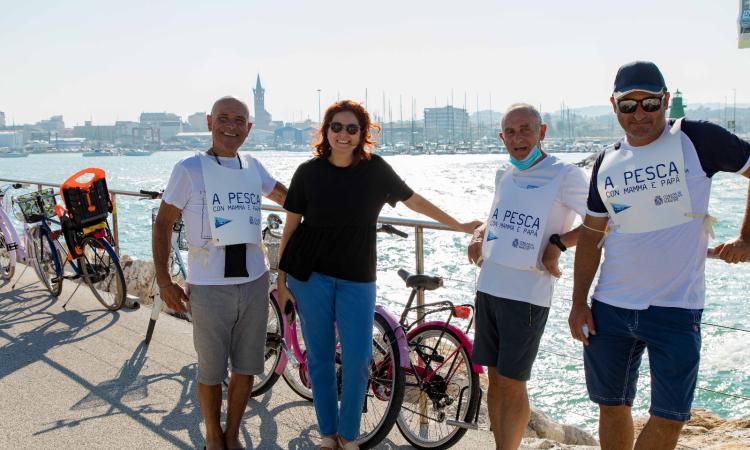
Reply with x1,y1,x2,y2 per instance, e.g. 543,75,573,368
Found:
1,0,748,126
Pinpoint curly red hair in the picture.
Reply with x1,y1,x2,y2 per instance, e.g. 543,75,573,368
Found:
313,100,380,164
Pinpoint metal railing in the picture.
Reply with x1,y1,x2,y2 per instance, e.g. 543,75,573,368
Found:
0,176,456,309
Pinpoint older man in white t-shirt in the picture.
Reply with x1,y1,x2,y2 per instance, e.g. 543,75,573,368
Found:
153,96,287,450
468,103,588,450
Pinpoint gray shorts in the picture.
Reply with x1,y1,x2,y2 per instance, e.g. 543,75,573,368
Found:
189,272,269,385
472,291,549,381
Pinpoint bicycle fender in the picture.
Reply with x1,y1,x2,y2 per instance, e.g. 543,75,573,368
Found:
375,305,410,368
407,321,484,374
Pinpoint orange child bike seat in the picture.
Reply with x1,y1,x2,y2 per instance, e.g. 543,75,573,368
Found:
62,167,106,190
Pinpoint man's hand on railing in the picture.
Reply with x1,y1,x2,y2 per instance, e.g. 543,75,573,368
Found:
467,223,485,266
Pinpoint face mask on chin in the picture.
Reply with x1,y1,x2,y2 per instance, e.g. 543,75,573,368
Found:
509,146,543,171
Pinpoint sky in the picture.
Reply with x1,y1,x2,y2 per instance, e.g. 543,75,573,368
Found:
1,0,749,126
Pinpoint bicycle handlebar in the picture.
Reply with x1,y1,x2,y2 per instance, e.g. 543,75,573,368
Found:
378,223,408,238
139,189,162,200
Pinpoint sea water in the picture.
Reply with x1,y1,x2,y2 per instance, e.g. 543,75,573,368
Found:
1,150,748,431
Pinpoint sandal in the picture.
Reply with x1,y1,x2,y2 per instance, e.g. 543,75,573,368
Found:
320,435,338,450
337,436,359,450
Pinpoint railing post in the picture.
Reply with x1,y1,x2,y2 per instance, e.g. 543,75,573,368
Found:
111,193,120,257
414,224,430,428
415,225,425,321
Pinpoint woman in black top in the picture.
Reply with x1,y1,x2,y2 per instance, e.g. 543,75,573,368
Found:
277,100,478,450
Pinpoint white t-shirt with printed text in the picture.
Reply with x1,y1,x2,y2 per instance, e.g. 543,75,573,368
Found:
162,152,276,285
477,155,589,308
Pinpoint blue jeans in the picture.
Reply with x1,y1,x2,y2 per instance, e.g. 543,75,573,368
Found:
287,272,376,441
584,299,703,422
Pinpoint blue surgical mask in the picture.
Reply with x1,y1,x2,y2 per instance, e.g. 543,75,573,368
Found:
509,146,543,171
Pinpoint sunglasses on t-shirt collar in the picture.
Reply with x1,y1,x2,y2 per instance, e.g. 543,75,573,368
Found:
330,122,361,135
617,96,664,114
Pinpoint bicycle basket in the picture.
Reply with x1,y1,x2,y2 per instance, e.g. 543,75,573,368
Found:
151,207,187,250
61,168,112,231
263,227,281,271
13,188,58,223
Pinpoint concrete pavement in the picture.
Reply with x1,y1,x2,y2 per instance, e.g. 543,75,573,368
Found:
0,264,500,449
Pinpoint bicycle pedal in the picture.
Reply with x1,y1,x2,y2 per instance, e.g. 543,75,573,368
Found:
50,276,62,284
445,419,478,430
64,274,82,280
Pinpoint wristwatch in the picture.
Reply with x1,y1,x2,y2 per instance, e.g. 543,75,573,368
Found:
549,234,567,252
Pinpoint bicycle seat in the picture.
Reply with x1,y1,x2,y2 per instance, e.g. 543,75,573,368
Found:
397,269,443,291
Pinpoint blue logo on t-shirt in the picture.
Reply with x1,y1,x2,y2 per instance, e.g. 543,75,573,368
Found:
487,231,498,241
215,217,232,228
612,203,631,214
512,238,519,248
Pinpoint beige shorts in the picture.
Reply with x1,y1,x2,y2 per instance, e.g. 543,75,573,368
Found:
189,272,269,385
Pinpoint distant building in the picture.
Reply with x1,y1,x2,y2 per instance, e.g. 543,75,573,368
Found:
253,75,273,129
187,112,208,132
139,112,183,140
114,121,139,139
0,111,5,128
0,131,24,148
424,106,469,142
35,115,65,132
73,121,116,142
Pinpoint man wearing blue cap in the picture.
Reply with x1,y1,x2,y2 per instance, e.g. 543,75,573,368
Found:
568,61,750,450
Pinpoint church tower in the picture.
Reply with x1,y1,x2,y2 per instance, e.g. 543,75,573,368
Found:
253,74,272,129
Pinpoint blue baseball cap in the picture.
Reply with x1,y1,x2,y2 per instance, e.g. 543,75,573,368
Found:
613,61,667,99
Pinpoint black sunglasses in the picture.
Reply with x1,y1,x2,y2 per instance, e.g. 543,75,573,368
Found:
330,122,360,135
617,96,664,114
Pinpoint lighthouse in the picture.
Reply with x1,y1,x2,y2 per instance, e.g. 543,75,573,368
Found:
669,89,686,119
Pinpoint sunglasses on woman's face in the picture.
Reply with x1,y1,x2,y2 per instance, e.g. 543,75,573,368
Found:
330,122,360,135
617,96,663,114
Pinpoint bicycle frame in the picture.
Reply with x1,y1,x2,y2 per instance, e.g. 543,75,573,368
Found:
407,321,483,375
0,202,26,265
398,287,484,375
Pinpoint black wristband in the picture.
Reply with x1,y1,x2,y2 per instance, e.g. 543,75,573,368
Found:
549,233,567,252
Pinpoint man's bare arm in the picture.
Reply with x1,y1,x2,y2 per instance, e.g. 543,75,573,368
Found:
153,201,189,312
266,182,288,206
568,215,608,345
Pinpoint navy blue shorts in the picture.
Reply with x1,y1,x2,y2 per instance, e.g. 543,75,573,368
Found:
473,291,549,381
584,300,703,422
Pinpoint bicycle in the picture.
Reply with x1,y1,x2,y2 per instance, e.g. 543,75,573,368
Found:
0,183,64,293
139,189,190,345
52,168,126,310
391,267,483,449
253,220,408,450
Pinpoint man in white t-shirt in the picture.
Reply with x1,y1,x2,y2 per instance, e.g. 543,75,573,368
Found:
153,96,287,450
467,103,588,450
569,61,750,450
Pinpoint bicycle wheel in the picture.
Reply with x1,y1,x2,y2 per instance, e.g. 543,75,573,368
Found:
250,293,284,397
358,313,405,450
0,230,15,281
396,324,481,449
281,314,314,401
29,227,63,296
79,236,126,310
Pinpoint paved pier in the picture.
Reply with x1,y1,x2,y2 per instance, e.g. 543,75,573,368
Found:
0,265,502,449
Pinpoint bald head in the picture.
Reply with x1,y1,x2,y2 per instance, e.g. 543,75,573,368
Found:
211,96,250,118
207,96,253,155
501,103,542,130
